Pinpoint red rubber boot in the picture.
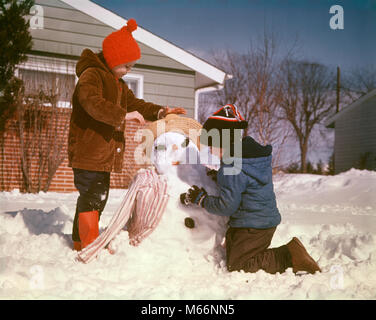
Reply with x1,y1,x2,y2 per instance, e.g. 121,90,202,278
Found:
78,210,99,249
73,241,82,251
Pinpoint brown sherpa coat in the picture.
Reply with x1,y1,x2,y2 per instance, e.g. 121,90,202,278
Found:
68,49,164,173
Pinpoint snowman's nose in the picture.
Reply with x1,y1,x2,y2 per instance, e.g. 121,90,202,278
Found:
172,144,178,151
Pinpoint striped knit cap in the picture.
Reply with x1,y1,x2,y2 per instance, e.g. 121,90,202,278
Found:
202,104,248,131
200,104,247,149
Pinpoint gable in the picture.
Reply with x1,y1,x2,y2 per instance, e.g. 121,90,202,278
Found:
59,0,227,88
30,0,193,73
29,0,226,89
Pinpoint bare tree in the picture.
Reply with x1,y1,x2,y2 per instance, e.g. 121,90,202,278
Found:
209,50,251,127
242,33,293,168
204,32,293,169
341,64,376,102
278,60,336,173
16,63,73,192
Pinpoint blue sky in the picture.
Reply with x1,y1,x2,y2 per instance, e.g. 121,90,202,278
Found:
92,0,376,72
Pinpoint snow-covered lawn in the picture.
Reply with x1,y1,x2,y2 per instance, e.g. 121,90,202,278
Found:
0,168,375,299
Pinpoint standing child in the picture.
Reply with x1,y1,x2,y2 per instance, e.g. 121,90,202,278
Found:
181,104,321,274
68,19,185,251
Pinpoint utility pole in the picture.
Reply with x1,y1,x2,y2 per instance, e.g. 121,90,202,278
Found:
336,66,340,113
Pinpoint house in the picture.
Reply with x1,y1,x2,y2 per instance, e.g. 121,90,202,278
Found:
1,0,229,192
325,88,376,174
24,0,229,117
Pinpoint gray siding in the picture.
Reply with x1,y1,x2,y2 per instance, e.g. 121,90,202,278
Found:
137,67,195,117
334,95,376,173
30,0,196,116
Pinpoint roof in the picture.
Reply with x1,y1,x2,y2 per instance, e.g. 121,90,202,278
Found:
325,88,376,128
60,0,228,89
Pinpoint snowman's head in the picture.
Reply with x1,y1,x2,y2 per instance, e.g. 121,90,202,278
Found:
151,131,200,174
146,115,203,174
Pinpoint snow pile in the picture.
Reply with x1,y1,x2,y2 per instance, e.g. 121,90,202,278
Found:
274,169,376,231
1,168,376,299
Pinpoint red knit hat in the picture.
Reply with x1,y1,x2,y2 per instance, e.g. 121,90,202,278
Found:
102,19,141,69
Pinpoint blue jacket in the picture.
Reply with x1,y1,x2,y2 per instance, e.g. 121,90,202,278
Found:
202,136,281,229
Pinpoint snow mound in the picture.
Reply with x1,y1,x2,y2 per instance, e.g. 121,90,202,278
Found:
1,168,376,299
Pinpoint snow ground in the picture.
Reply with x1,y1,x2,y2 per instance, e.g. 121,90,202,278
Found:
0,168,375,300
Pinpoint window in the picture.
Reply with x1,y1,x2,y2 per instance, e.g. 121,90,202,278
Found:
17,57,145,105
16,55,77,108
18,69,75,108
123,73,144,99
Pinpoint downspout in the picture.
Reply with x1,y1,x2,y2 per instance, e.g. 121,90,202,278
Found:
194,85,223,120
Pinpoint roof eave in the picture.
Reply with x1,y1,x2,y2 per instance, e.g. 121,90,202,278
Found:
60,0,227,85
325,88,376,128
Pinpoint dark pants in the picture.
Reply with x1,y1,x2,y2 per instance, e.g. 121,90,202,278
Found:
72,168,110,242
226,227,292,274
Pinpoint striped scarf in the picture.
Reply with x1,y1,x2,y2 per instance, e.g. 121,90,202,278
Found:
77,168,169,263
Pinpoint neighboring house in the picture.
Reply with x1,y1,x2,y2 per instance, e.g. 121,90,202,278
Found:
325,88,376,174
1,0,229,192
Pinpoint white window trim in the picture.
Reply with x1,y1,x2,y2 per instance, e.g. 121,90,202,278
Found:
123,72,144,99
16,55,77,77
15,55,77,108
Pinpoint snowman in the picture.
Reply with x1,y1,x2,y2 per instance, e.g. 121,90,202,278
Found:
146,115,227,253
77,115,227,263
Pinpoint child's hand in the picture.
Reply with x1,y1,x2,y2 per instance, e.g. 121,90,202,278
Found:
206,169,218,182
164,106,187,116
180,185,207,207
126,111,145,125
166,107,186,115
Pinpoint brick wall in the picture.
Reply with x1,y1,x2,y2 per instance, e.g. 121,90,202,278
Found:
0,109,148,193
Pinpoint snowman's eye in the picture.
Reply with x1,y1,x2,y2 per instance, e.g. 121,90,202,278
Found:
155,144,166,151
181,138,190,148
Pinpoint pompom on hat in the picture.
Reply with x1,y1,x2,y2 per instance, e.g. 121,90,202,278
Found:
102,18,141,69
